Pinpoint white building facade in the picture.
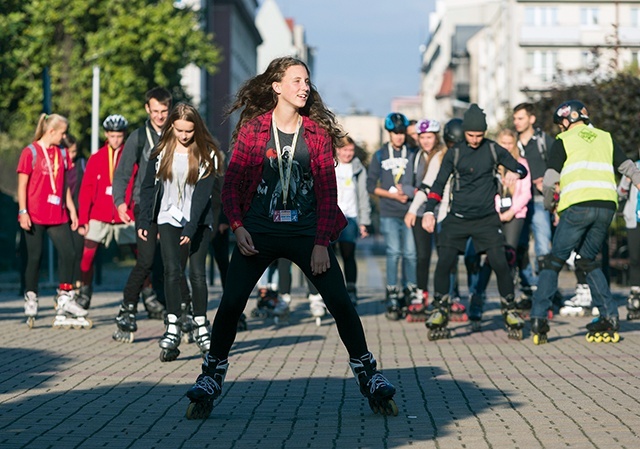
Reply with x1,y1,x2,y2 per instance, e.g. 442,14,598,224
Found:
421,0,640,130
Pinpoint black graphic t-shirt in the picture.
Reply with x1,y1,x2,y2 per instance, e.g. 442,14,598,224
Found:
243,128,317,236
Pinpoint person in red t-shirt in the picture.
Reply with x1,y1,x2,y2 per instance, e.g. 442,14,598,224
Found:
17,113,90,329
76,115,137,309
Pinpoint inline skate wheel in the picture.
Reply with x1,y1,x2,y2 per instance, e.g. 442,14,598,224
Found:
112,329,135,343
507,328,523,340
186,400,214,420
26,317,35,329
368,397,399,416
470,321,481,332
532,334,547,345
159,348,180,362
384,310,400,321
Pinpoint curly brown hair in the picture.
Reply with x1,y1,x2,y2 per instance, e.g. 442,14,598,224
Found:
152,103,223,184
227,56,344,152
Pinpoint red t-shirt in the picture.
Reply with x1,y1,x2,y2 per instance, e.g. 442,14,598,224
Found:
16,142,71,225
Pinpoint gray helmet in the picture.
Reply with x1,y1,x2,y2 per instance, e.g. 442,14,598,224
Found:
103,114,128,131
553,100,589,125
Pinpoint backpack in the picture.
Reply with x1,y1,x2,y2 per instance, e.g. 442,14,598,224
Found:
28,144,68,170
534,129,548,163
450,141,498,193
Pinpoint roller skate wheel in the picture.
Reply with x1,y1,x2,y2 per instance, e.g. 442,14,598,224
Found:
159,348,180,362
586,333,595,343
385,310,400,321
85,319,93,329
186,400,213,420
532,334,547,345
315,317,322,327
508,329,523,341
26,317,35,329
471,321,481,332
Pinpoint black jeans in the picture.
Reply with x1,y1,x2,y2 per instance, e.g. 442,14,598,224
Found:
209,233,369,360
123,218,160,306
158,224,210,317
413,220,434,291
23,223,75,293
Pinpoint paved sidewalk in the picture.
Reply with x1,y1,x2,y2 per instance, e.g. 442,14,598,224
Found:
1,242,639,449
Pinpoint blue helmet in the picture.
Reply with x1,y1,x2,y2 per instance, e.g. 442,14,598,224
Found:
384,112,409,133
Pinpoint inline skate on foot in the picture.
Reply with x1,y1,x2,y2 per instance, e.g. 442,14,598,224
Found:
193,316,211,356
559,284,598,317
309,293,325,326
626,287,640,320
406,289,428,323
347,282,358,306
24,291,38,329
186,355,229,419
514,289,533,319
425,294,451,340
468,293,484,332
251,287,278,319
52,290,93,329
450,299,468,322
76,285,92,310
586,316,620,343
237,313,248,332
159,313,181,362
349,352,398,416
141,287,164,320
384,286,405,321
530,317,550,345
113,302,137,343
501,295,524,340
179,302,197,344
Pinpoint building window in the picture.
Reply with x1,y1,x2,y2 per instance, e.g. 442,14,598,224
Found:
524,7,558,26
632,8,640,28
582,51,597,69
527,50,557,82
581,8,599,26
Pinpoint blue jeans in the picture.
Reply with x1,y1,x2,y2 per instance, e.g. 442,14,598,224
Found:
520,197,552,286
380,216,417,287
531,206,617,320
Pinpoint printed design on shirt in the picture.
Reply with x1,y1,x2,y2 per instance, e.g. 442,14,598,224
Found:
255,146,315,218
578,128,597,143
380,156,408,178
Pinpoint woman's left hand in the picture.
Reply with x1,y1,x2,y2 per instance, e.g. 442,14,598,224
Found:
311,245,330,276
180,235,191,246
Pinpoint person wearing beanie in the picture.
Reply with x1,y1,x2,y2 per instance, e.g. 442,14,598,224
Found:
421,103,529,341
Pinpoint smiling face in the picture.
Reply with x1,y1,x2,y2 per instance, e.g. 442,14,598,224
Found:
146,98,170,131
418,132,437,153
273,64,310,110
173,119,195,146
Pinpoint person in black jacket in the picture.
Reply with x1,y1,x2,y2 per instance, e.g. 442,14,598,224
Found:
137,103,224,362
422,104,528,340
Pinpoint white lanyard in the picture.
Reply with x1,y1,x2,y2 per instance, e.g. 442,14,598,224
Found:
388,143,407,184
40,144,59,195
272,115,301,209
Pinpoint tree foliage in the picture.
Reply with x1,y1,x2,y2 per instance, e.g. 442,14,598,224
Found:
0,0,221,194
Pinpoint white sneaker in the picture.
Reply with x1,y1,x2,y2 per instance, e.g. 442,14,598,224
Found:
24,291,38,317
308,294,325,318
56,290,88,317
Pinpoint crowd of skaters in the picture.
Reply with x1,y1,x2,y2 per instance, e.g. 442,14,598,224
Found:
14,56,640,417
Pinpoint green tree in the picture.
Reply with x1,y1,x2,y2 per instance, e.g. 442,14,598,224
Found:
0,0,221,194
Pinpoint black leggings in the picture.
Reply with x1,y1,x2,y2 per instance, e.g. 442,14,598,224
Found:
413,220,434,291
435,244,514,299
210,233,369,360
158,224,211,316
23,223,75,293
476,218,524,294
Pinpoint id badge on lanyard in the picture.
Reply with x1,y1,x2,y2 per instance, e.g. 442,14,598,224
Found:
272,115,301,223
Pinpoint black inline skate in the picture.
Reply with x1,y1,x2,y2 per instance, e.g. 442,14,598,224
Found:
626,288,640,320
501,295,524,340
468,293,485,332
384,286,405,321
237,313,248,332
425,294,451,340
141,286,165,320
530,317,550,345
349,352,398,416
76,285,92,310
112,302,137,343
585,316,620,343
185,355,229,419
159,313,181,362
514,287,533,319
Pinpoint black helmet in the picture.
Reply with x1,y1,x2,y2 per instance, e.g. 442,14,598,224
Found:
553,100,589,125
443,118,464,144
384,112,409,133
103,114,128,131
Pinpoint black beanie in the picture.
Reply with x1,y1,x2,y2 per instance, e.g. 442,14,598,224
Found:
462,104,487,132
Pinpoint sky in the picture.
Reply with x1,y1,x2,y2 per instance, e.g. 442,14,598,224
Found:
269,0,436,117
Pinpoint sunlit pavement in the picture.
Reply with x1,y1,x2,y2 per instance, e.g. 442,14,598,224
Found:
1,238,639,449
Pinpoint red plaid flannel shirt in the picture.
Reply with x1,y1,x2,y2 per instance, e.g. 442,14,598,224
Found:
223,110,346,246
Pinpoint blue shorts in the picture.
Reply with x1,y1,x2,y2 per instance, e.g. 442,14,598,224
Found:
337,217,359,243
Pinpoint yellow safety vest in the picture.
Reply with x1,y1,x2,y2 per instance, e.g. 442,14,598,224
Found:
557,124,617,213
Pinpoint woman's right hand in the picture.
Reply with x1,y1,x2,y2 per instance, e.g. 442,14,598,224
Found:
18,212,31,231
137,228,148,242
234,226,259,256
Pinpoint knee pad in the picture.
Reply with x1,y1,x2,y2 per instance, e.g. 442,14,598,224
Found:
575,256,599,274
539,254,565,273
